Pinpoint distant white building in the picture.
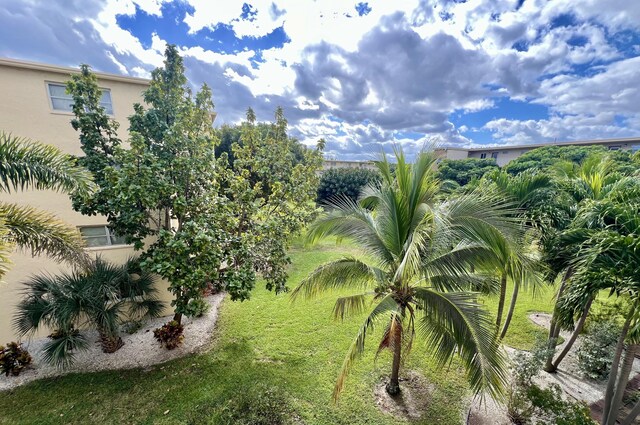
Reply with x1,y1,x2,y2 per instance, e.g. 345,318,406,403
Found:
435,137,640,167
322,159,377,172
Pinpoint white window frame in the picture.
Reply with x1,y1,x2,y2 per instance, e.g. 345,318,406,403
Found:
46,82,114,116
78,225,127,248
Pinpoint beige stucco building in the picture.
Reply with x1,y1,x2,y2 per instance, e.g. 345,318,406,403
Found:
322,159,377,172
0,58,174,342
436,137,640,167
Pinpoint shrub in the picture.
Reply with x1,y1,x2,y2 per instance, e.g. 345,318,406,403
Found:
186,297,210,318
153,321,184,350
317,167,380,204
577,320,619,380
14,256,164,367
528,384,596,425
0,342,32,377
217,383,294,425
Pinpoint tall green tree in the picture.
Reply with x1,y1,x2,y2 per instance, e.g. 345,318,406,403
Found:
0,132,94,277
292,148,515,400
437,157,498,186
68,46,322,326
317,167,381,204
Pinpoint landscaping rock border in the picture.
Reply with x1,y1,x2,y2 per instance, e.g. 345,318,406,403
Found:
0,293,225,391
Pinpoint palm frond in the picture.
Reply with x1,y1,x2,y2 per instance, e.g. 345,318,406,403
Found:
290,257,383,301
332,293,372,321
413,288,507,399
0,132,95,196
0,203,90,267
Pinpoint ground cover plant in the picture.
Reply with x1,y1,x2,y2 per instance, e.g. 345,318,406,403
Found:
0,237,558,424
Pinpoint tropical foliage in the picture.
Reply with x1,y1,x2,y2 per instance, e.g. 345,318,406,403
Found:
317,167,381,204
13,257,164,367
437,157,499,186
67,45,323,327
293,148,524,400
0,132,94,278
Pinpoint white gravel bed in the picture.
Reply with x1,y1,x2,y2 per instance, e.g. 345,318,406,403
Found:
0,293,225,391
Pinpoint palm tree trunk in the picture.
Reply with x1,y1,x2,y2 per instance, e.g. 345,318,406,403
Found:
620,397,640,425
499,280,519,340
602,308,634,425
496,271,507,330
386,318,403,396
605,343,639,425
99,330,124,353
551,298,592,370
544,268,572,373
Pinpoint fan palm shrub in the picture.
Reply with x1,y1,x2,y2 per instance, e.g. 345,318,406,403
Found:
14,256,164,367
292,148,521,400
0,132,95,277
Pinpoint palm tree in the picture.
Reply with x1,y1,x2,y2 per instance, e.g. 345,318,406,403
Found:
0,132,95,276
542,153,630,372
556,180,640,425
482,170,549,340
14,256,164,367
292,149,519,400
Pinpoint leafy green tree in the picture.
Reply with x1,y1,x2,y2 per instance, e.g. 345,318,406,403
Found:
292,148,515,400
504,145,610,175
437,158,498,186
14,257,163,367
67,46,322,326
316,167,381,204
0,132,94,278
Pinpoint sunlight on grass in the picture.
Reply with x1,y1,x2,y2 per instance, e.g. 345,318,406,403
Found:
0,239,558,424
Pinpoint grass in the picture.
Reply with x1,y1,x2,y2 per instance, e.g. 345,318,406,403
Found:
0,239,558,424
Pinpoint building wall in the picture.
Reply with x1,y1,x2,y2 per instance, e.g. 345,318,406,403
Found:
467,149,526,167
0,60,174,343
322,160,377,171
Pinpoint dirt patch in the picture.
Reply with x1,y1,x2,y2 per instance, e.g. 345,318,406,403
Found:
0,293,225,391
466,394,509,425
373,370,434,421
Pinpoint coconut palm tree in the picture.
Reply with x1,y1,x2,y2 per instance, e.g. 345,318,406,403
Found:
292,148,521,400
14,256,164,367
0,132,95,276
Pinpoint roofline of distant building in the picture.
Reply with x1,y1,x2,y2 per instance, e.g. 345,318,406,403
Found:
439,136,640,152
0,57,150,86
324,159,375,163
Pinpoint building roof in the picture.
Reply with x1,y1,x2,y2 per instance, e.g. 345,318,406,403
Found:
0,57,150,86
440,137,640,152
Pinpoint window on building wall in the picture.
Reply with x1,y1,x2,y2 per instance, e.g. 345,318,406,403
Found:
480,153,487,159
47,83,113,115
79,226,127,248
608,146,621,151
491,152,499,159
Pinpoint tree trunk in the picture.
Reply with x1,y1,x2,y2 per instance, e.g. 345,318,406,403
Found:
543,268,572,373
602,308,634,425
496,271,507,330
99,330,124,353
386,318,403,396
620,397,640,425
551,297,593,370
173,312,183,325
499,280,519,340
605,343,639,425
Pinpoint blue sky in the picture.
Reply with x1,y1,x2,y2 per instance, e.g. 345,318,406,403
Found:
2,0,640,159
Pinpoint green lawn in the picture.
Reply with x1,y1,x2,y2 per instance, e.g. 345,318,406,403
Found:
0,240,556,424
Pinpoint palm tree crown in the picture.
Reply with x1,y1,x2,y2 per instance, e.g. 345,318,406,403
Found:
293,148,522,400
